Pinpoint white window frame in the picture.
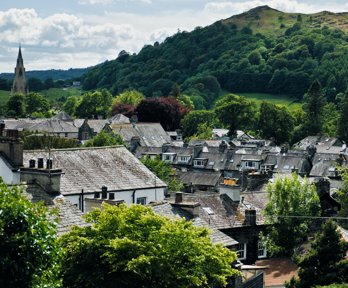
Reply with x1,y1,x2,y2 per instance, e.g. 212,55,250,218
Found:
162,153,175,163
178,156,190,163
193,159,206,168
237,243,247,260
136,197,147,205
258,242,267,259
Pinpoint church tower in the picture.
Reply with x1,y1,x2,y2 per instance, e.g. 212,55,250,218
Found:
11,45,29,95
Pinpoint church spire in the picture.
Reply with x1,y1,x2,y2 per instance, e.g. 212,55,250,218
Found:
11,44,28,95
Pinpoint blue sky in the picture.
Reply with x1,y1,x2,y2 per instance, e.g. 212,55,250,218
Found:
0,0,348,72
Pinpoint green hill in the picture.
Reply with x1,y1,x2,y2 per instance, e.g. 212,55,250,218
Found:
82,6,348,108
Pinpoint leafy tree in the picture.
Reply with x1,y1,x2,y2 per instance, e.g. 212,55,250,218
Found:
23,133,80,150
258,102,295,144
60,203,238,288
6,93,26,117
178,94,194,110
287,220,348,288
0,178,61,287
264,173,321,256
141,155,183,192
63,96,80,116
188,122,213,141
335,167,348,229
181,110,218,138
112,89,145,106
136,97,188,131
28,77,46,92
302,80,326,135
111,103,136,118
214,94,256,136
75,89,113,119
25,92,50,116
336,90,348,143
84,131,124,147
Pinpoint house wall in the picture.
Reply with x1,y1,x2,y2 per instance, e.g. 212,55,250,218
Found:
0,158,20,184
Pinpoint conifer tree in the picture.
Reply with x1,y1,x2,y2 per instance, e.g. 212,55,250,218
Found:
336,90,348,143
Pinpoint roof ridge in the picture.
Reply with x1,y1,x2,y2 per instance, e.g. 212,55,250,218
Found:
23,145,124,153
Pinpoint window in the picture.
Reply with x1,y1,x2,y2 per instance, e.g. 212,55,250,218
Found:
258,242,267,258
65,132,68,138
193,159,206,168
162,153,175,163
237,243,247,260
136,197,147,205
178,156,190,163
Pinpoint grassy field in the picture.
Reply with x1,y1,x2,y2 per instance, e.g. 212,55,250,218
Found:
237,92,302,110
43,87,82,102
0,90,10,104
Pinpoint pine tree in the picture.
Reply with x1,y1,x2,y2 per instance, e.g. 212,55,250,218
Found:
336,90,348,143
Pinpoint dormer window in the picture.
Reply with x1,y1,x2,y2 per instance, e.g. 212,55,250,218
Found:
178,155,191,164
162,153,176,163
193,158,206,168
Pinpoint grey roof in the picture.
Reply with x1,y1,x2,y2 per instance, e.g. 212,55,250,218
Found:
294,136,345,153
109,114,130,124
23,146,167,195
152,202,238,246
52,112,74,122
74,119,109,134
177,171,221,187
28,119,78,133
110,123,172,147
23,184,88,236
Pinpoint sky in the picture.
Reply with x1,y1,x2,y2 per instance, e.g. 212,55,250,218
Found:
1,0,348,72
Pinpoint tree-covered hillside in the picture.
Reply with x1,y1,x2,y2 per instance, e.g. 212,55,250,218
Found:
82,6,348,107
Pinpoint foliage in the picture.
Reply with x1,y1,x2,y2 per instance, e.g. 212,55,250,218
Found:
302,80,326,135
287,220,348,288
136,97,188,131
264,173,321,256
335,167,348,229
178,94,195,110
75,89,113,119
63,96,80,116
141,155,183,192
257,102,295,144
112,89,145,106
83,130,124,147
111,102,136,118
6,93,26,117
0,178,61,287
336,90,348,143
214,93,256,136
59,204,238,288
187,123,214,141
181,110,218,138
26,92,50,116
23,134,80,150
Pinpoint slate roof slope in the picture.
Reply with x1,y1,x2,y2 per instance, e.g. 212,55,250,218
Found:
177,171,221,187
74,119,109,133
52,111,74,122
294,136,345,153
23,146,167,195
29,119,78,133
23,184,88,236
110,123,171,147
152,202,238,246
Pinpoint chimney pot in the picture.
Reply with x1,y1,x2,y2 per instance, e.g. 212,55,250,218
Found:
175,192,183,203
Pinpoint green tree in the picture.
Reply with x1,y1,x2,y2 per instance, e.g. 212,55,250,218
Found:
258,102,295,144
141,155,183,192
302,80,326,135
335,167,348,229
63,96,80,116
0,178,61,287
23,133,80,150
25,92,50,115
287,220,348,288
336,90,348,143
264,174,321,256
214,94,256,136
84,131,124,147
112,89,145,106
6,93,26,117
188,123,214,141
60,203,238,288
75,89,113,119
181,110,218,138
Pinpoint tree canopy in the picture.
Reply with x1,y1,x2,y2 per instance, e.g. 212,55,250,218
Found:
59,203,239,288
83,130,124,147
264,174,321,256
0,178,61,287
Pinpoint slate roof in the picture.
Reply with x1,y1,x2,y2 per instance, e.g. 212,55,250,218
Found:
110,123,171,147
294,136,345,153
109,114,130,124
29,119,78,133
23,184,88,236
52,111,74,122
74,119,109,134
151,202,238,246
23,146,167,195
177,171,221,187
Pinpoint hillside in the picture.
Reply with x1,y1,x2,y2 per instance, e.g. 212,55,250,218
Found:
0,68,88,81
82,6,348,108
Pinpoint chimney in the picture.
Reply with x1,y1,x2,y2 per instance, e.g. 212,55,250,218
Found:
162,143,171,153
244,209,256,226
0,129,23,167
193,144,202,158
219,141,228,153
175,192,183,203
37,158,44,169
129,136,140,153
101,185,108,199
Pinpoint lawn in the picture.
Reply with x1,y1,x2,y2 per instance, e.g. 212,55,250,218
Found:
237,92,302,110
0,90,10,104
42,87,82,102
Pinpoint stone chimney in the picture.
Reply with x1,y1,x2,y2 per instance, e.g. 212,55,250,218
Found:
129,136,140,153
219,140,228,153
193,144,203,158
0,129,23,167
162,143,171,153
171,192,200,217
244,209,257,226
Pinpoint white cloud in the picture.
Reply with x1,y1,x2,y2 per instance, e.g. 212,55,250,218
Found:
78,0,151,5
